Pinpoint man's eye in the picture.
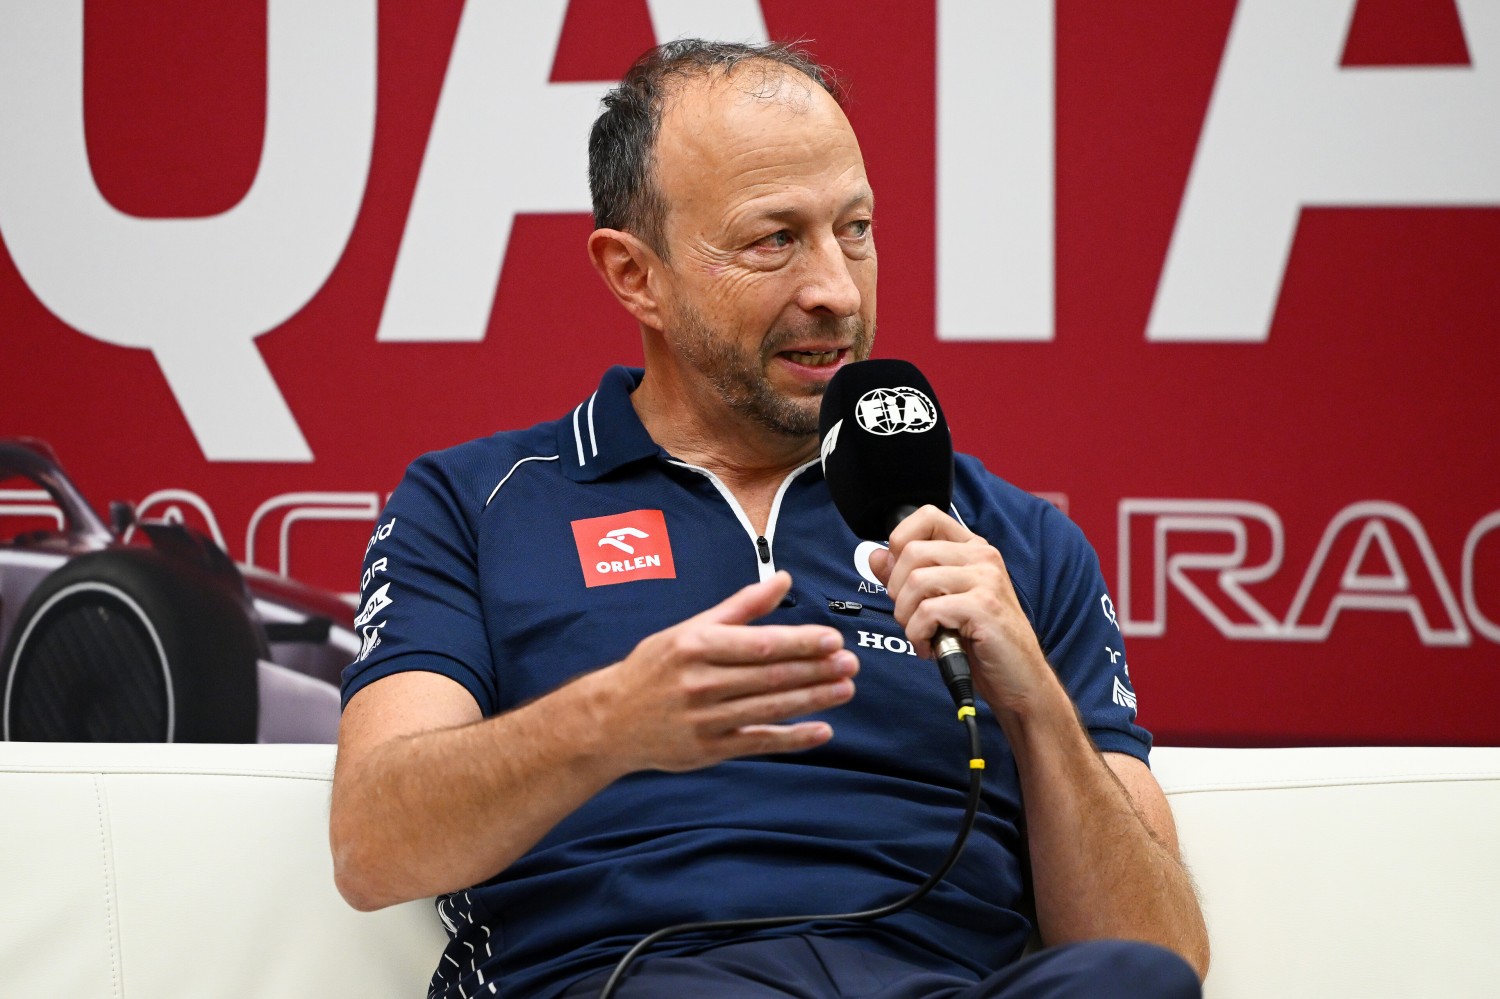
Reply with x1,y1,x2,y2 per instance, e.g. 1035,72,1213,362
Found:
846,219,872,239
757,230,792,249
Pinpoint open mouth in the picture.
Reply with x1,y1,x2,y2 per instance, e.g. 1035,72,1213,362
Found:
780,348,847,368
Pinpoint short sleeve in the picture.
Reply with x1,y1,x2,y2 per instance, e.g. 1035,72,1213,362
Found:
340,452,497,715
1032,504,1151,764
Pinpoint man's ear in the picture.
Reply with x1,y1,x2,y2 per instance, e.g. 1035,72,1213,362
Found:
588,228,664,330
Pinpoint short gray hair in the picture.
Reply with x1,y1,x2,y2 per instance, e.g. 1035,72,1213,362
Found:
588,39,844,256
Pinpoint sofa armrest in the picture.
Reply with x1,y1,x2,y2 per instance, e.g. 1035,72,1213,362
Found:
1154,746,1500,999
0,742,446,999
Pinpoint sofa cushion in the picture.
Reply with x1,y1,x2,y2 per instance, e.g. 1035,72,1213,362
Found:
0,742,443,999
4,742,1499,998
1154,746,1500,998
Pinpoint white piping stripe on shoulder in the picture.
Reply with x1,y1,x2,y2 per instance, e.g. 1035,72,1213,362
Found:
585,390,599,457
571,404,586,466
485,455,560,507
949,502,969,529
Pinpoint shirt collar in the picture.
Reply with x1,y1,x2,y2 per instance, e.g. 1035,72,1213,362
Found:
558,366,664,482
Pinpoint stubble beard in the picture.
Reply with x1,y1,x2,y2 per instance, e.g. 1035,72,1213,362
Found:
673,304,874,438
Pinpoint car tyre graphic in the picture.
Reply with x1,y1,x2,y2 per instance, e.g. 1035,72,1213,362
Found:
2,550,259,742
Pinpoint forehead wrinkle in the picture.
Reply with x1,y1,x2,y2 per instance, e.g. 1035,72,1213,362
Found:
722,182,872,236
653,65,867,252
719,163,872,226
670,121,864,228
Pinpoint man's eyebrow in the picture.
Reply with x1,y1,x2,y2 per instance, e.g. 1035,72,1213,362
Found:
841,189,875,215
757,190,876,224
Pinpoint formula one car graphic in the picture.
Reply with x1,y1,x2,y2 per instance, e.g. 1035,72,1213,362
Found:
0,439,357,743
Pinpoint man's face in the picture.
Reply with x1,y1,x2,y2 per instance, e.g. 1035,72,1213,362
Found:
649,66,877,437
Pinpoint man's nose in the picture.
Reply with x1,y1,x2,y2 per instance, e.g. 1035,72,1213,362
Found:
796,232,863,318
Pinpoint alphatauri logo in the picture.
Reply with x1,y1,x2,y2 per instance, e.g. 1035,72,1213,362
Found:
853,540,888,596
572,510,676,588
855,387,937,436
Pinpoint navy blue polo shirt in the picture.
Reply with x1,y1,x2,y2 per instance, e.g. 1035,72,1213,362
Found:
342,366,1149,999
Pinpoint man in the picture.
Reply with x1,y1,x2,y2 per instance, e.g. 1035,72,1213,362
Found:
331,40,1209,999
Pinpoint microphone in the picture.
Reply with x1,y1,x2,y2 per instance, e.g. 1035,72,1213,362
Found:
818,359,974,709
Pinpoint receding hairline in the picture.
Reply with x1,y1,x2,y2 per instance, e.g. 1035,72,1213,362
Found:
650,58,851,188
646,64,863,256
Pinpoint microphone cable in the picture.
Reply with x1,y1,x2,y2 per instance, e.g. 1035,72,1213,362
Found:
597,704,986,999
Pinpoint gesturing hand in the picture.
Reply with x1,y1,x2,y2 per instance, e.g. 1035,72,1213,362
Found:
596,571,859,774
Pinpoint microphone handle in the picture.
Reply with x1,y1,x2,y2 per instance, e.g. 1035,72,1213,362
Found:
886,505,976,710
933,634,975,709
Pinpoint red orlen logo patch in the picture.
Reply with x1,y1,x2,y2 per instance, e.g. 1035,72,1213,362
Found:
572,509,677,588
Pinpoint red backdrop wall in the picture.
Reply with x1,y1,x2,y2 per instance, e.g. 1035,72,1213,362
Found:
3,0,1497,745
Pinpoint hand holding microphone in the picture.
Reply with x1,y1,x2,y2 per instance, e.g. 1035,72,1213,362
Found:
817,359,973,707
818,360,1053,717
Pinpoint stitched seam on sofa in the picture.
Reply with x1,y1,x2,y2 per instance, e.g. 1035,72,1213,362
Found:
94,774,124,999
1163,773,1500,795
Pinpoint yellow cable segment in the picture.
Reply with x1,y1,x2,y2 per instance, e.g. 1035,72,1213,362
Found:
969,759,986,770
956,706,976,720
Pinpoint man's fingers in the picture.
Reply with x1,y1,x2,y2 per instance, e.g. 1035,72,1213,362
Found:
692,650,858,701
695,570,794,626
884,538,1005,606
889,504,972,551
880,505,981,593
698,678,856,737
889,561,1008,630
618,570,856,771
717,721,835,757
685,622,845,665
675,571,843,664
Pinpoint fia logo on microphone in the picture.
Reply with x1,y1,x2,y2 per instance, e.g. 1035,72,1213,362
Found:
820,418,843,470
855,387,937,436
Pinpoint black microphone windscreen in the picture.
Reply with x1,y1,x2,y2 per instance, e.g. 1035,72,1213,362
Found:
818,359,954,540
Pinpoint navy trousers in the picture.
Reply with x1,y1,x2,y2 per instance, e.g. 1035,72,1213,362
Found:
555,935,1200,999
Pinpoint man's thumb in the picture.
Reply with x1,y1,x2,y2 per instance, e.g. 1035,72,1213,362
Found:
698,570,792,626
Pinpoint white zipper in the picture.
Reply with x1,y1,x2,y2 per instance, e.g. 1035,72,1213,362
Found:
667,458,820,582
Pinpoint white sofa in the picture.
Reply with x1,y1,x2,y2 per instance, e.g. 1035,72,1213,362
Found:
2,743,1497,998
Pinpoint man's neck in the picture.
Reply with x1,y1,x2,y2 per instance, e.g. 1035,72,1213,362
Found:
631,369,819,532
